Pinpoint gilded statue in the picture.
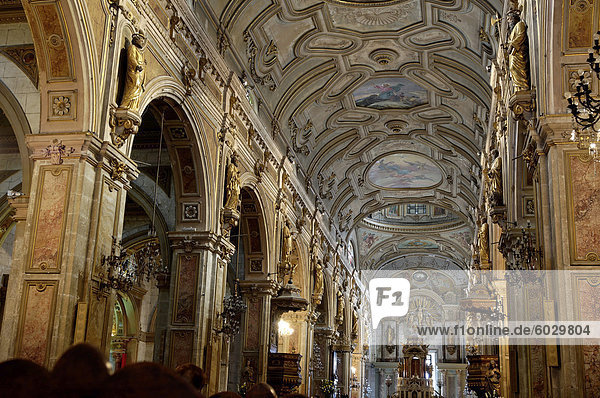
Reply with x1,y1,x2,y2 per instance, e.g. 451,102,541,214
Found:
280,219,294,278
224,154,240,211
488,150,503,206
507,11,530,91
479,221,490,263
336,290,345,324
313,258,324,300
120,32,147,112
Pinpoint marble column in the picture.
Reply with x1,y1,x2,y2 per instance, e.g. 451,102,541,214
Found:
167,231,234,395
0,133,138,365
239,279,279,383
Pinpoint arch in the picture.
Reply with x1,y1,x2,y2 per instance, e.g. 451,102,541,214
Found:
0,80,32,193
237,186,270,277
133,95,211,231
21,0,96,131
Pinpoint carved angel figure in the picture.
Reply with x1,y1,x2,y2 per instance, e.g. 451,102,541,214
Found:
313,258,324,300
120,32,147,112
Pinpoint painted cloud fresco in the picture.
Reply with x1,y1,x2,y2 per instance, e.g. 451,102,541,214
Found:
367,153,443,189
353,77,427,110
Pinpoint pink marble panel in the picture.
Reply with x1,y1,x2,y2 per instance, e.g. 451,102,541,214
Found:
29,167,71,271
245,299,261,350
578,278,600,394
570,156,600,261
173,254,198,324
18,282,56,364
170,330,194,368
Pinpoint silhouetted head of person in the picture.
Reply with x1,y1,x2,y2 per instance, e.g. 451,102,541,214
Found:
0,359,51,398
102,362,200,398
175,363,208,391
210,392,242,398
246,383,277,398
51,343,109,398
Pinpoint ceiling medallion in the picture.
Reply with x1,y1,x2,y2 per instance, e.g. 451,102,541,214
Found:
323,0,407,7
385,120,408,134
369,48,398,66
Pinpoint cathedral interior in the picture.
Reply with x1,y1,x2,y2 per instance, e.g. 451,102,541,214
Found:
0,0,600,397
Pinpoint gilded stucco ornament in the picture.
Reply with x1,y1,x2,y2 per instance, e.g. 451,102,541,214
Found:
110,31,147,147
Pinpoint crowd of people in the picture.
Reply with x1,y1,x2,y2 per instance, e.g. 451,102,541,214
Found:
0,344,307,398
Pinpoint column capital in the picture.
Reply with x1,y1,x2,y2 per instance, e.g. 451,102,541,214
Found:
25,133,139,184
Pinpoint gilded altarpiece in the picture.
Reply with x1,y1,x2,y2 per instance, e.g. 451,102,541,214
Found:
566,153,600,264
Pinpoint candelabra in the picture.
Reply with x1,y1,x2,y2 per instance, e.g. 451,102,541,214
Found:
565,32,600,159
100,237,137,293
215,281,247,337
100,236,166,293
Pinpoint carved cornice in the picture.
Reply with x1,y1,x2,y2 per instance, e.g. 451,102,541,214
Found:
238,279,280,297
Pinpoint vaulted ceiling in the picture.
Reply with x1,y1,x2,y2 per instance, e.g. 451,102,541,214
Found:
198,0,501,268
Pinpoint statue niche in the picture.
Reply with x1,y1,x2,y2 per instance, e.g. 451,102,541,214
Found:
110,31,148,147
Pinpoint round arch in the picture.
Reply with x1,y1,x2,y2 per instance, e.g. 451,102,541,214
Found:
0,80,32,193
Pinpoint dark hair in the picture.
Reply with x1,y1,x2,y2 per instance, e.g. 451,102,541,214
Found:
246,383,278,398
0,359,51,398
102,362,199,398
51,343,109,398
175,363,208,390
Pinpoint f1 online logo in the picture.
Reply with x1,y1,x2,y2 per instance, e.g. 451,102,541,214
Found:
369,278,411,328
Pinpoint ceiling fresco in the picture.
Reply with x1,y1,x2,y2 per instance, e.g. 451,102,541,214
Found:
201,0,499,269
367,152,443,189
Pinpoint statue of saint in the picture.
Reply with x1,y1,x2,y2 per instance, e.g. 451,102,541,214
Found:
120,32,147,112
479,222,490,262
313,258,324,300
507,11,530,91
223,155,240,211
336,291,345,324
280,219,294,279
488,150,503,206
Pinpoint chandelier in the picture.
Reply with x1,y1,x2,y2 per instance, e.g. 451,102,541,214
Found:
100,237,165,293
99,111,168,293
565,32,600,159
215,281,247,337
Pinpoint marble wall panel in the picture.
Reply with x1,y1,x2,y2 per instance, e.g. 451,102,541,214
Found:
175,147,198,195
567,155,600,263
93,178,120,272
29,2,73,80
577,277,600,394
245,298,261,350
169,329,194,368
28,166,71,272
565,0,595,50
173,254,199,324
17,281,57,365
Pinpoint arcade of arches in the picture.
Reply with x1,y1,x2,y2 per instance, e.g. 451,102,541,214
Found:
0,0,599,397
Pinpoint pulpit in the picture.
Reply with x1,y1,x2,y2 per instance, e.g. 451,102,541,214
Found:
267,352,302,396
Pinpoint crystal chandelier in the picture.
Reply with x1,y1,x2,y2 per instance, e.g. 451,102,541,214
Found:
565,32,600,159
